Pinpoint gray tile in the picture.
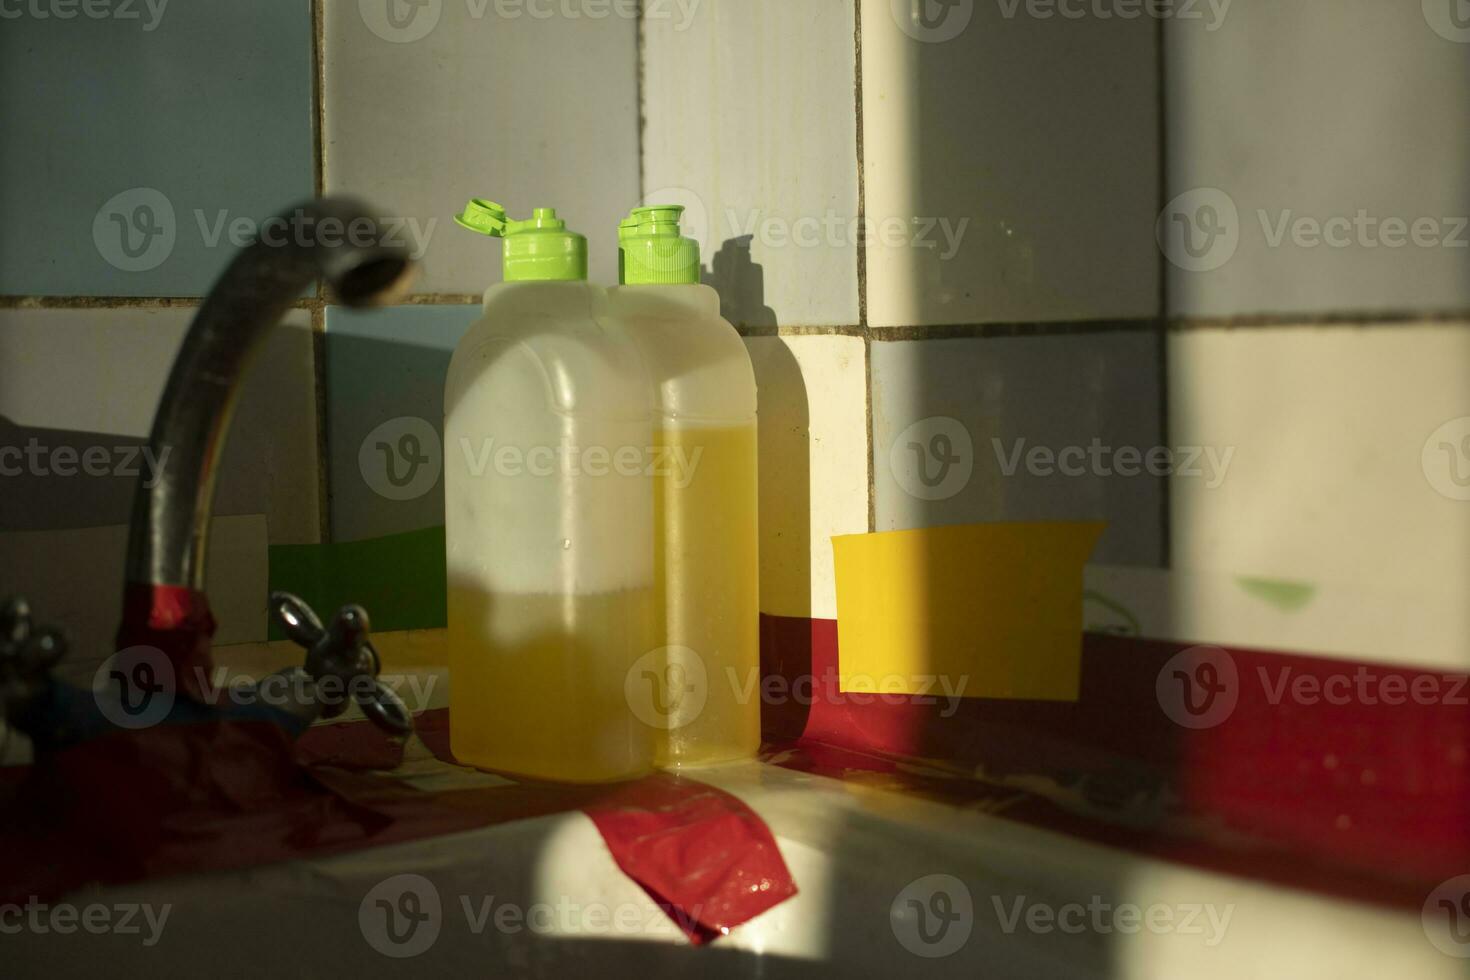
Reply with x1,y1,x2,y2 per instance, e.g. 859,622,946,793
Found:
871,331,1165,565
323,0,639,293
862,0,1160,327
643,0,860,327
1164,1,1470,317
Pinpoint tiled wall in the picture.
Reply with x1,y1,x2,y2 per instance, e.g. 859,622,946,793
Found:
643,0,1163,618
5,1,1468,670
0,3,314,297
647,0,1469,666
0,0,321,646
1161,1,1470,668
0,0,638,650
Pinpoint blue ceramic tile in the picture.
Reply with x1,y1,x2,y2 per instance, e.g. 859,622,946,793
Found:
871,331,1165,566
0,1,313,296
325,304,477,541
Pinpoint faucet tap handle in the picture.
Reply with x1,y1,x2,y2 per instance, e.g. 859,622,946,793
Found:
0,596,67,728
268,591,412,736
273,592,326,648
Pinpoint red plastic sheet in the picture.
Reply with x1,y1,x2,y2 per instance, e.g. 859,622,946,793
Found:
411,711,797,942
583,778,797,943
0,708,796,942
71,584,798,937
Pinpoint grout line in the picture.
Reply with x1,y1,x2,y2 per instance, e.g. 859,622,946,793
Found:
7,295,1464,331
635,0,647,199
398,293,482,306
1155,18,1169,325
854,1,876,533
0,296,314,311
735,324,866,338
310,304,332,546
0,293,499,311
1168,309,1470,330
311,0,328,302
0,296,204,310
859,311,1470,340
1155,13,1171,569
853,0,867,333
864,332,876,534
868,318,1162,340
311,0,329,540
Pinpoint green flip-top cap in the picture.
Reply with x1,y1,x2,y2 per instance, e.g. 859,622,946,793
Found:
618,205,700,285
456,199,587,282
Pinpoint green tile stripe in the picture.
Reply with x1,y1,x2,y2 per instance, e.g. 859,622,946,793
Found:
268,526,446,639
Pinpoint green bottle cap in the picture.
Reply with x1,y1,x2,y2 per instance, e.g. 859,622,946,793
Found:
456,199,587,282
618,205,700,285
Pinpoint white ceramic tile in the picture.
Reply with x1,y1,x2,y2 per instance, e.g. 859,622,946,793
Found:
323,0,639,294
1169,323,1470,605
871,332,1165,565
1164,1,1470,317
0,307,319,544
1086,564,1470,671
643,0,860,327
861,0,1159,328
745,334,869,619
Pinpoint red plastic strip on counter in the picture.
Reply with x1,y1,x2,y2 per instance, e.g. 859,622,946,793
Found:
582,777,798,943
410,710,797,943
1,708,797,943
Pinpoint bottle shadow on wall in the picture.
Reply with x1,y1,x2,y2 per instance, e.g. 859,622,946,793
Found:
702,235,777,331
701,237,814,742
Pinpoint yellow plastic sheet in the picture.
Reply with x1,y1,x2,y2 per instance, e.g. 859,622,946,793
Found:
832,522,1105,702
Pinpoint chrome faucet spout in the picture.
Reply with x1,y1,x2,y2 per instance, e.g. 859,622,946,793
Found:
124,197,415,590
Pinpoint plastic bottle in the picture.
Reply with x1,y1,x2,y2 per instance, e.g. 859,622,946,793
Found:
445,200,654,782
611,205,760,766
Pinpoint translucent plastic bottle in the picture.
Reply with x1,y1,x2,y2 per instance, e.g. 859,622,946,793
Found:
445,200,655,782
611,206,760,767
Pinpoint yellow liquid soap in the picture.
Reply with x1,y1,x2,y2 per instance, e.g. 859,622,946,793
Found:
448,585,655,783
650,422,760,767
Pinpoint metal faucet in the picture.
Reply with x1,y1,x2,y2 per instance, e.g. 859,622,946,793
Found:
4,198,419,743
128,197,414,589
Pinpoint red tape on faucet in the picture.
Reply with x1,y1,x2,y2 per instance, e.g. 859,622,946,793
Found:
114,582,218,701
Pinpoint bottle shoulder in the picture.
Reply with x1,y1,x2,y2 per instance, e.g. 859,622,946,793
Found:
448,283,652,418
609,287,756,422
